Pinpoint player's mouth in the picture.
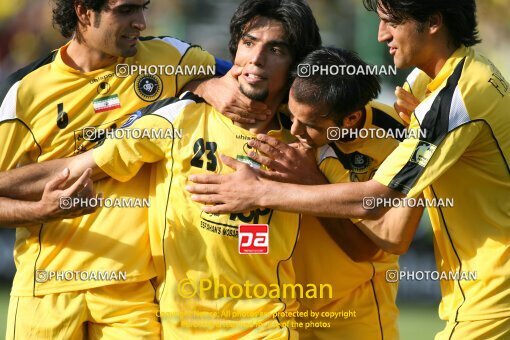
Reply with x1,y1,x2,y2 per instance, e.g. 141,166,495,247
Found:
389,46,397,56
122,34,139,44
243,71,266,85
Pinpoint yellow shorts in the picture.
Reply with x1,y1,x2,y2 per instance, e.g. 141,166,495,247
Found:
298,272,399,340
6,281,160,340
436,317,510,340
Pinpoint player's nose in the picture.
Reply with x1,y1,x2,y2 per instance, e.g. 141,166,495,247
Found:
377,20,391,43
133,11,147,31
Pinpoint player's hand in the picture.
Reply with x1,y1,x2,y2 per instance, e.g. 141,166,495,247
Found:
36,168,98,222
187,155,266,214
208,66,271,124
247,134,328,185
394,86,420,126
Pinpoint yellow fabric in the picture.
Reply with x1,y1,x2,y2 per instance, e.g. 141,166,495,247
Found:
435,317,510,340
373,46,510,322
94,94,301,339
293,102,401,339
0,38,215,296
5,281,160,340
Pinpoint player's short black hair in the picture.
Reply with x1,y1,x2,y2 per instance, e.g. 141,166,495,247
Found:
291,47,381,124
52,0,109,38
229,0,322,67
363,0,481,47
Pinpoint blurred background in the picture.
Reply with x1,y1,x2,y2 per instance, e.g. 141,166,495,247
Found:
0,0,509,338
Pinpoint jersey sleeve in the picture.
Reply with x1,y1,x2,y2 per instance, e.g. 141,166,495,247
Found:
175,45,216,93
0,81,37,170
93,96,194,182
373,119,482,198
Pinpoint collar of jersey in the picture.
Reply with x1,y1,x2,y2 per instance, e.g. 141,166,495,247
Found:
426,45,469,93
54,41,123,75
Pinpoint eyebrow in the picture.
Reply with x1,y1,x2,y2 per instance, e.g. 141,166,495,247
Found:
112,0,150,11
243,33,290,49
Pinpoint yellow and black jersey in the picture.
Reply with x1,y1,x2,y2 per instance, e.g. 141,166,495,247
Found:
94,92,301,339
0,37,216,296
294,102,401,340
374,46,510,322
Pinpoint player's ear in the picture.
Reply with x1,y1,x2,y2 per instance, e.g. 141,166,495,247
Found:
427,13,443,35
75,2,92,28
342,110,363,128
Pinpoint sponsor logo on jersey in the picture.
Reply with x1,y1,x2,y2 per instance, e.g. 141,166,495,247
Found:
134,74,163,102
349,152,373,174
411,141,437,167
97,81,111,95
238,224,269,254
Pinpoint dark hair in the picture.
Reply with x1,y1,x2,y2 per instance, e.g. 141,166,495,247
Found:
229,0,322,67
363,0,481,47
291,47,381,123
52,0,109,38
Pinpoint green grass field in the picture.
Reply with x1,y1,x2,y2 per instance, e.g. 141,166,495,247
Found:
1,283,10,337
0,282,443,339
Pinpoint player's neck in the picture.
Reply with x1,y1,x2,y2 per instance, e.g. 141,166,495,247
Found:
64,39,118,73
419,39,459,79
234,96,283,134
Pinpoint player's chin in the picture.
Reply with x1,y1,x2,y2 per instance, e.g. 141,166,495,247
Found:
118,45,138,58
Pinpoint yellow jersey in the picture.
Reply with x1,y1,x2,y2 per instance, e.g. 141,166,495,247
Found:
294,102,401,339
374,46,510,321
94,92,301,339
0,37,215,296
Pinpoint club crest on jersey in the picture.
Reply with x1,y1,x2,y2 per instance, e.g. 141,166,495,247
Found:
349,152,373,174
134,74,163,102
411,141,437,167
121,110,143,128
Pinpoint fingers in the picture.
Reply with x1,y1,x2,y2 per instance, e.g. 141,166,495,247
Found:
228,65,243,79
202,204,234,215
395,86,420,113
189,194,224,205
220,154,246,171
63,168,93,198
186,184,220,195
188,174,224,185
246,151,277,170
46,168,71,191
223,112,257,125
248,139,281,160
399,111,411,126
256,134,289,153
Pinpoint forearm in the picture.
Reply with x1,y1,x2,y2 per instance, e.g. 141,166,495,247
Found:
0,197,46,227
0,158,73,200
258,179,401,219
0,150,104,201
319,217,381,262
355,204,424,255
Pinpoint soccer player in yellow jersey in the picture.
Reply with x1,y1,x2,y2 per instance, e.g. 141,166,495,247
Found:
235,47,425,340
188,1,510,339
0,0,273,338
0,0,322,338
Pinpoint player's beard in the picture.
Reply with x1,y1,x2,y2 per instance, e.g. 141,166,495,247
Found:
239,83,269,102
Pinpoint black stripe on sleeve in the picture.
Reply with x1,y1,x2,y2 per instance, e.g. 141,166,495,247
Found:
371,108,407,142
387,58,466,194
138,92,205,117
328,143,353,170
0,51,57,103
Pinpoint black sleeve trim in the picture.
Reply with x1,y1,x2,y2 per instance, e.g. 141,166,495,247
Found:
388,58,466,194
0,51,57,103
371,107,407,142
